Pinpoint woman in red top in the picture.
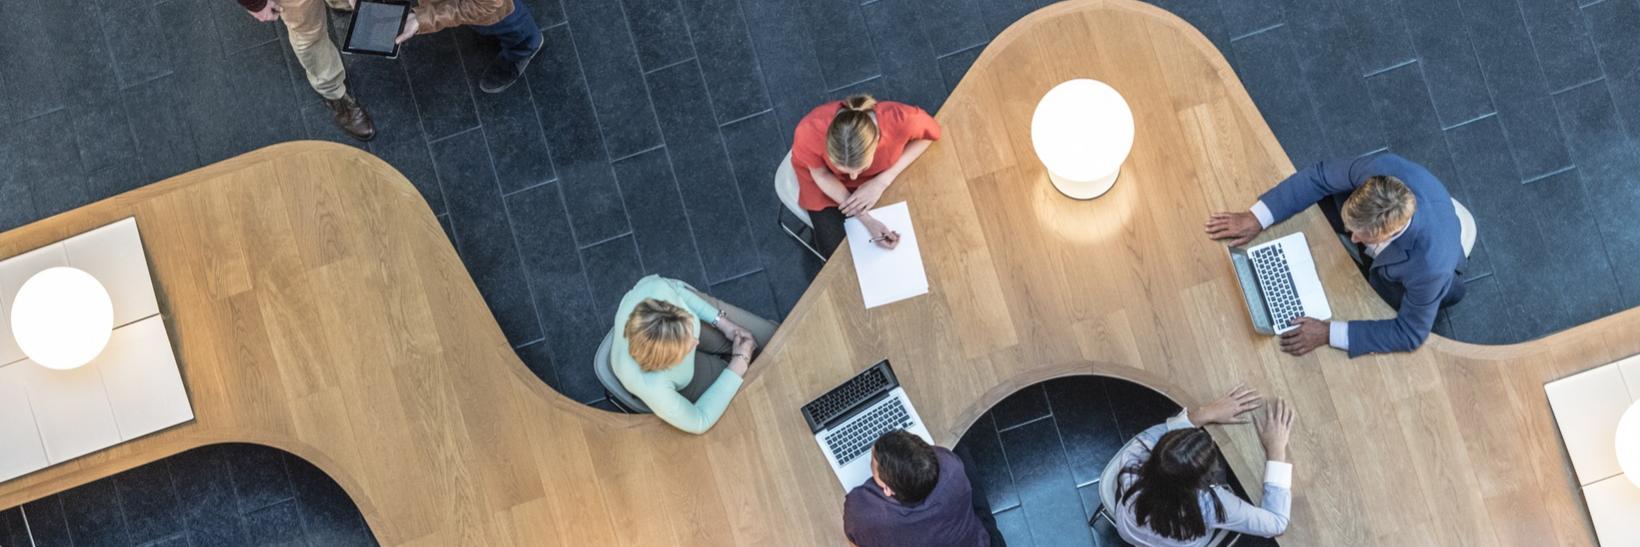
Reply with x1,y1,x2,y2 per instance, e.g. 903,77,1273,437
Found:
791,95,941,257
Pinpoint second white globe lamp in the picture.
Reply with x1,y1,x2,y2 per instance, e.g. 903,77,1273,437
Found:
11,267,114,370
1618,400,1640,487
1030,79,1136,200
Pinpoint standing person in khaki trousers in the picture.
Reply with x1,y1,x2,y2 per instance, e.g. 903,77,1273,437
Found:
239,0,376,141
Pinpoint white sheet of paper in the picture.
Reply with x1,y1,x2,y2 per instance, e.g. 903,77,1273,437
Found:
844,201,929,308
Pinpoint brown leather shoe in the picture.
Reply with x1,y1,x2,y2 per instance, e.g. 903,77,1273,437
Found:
326,94,376,142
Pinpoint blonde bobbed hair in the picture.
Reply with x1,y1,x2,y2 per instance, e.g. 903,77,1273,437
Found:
826,95,881,172
625,299,694,372
1342,175,1417,239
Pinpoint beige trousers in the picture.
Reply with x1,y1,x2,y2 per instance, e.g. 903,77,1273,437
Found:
281,0,352,100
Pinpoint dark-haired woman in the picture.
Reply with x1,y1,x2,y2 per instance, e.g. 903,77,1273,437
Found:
1115,386,1296,546
791,94,941,257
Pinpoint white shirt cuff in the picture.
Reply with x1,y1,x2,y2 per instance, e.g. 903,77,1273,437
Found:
1249,201,1275,229
1328,321,1349,351
1264,460,1293,489
1166,410,1195,431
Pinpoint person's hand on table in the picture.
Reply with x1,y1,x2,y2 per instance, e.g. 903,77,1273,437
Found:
247,0,283,21
1279,317,1329,356
840,178,889,217
1255,398,1296,462
1205,211,1263,247
859,213,900,250
1188,383,1262,427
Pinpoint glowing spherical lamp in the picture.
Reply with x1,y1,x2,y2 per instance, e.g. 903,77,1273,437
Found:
11,267,113,370
1619,400,1640,487
1030,79,1136,200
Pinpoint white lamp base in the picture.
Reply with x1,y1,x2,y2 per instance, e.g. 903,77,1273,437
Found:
1048,167,1120,200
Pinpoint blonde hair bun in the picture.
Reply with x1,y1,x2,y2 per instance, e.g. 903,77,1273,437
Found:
843,94,878,112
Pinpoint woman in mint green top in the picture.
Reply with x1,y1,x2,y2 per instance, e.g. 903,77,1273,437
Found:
612,275,778,434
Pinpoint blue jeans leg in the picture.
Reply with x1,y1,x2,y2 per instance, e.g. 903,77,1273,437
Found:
473,2,542,65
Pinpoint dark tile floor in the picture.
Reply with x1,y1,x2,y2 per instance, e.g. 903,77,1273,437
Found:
0,444,373,547
3,0,1640,544
957,376,1280,547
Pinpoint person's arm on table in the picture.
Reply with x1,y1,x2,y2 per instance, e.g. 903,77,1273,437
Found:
1206,158,1368,246
1339,272,1450,357
838,139,933,216
635,354,750,435
1212,399,1296,538
1121,386,1263,470
810,167,900,249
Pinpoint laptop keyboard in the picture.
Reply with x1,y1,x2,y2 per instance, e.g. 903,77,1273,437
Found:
802,365,891,429
1251,245,1304,330
823,398,914,465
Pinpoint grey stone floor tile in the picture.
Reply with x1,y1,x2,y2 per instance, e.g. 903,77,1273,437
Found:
521,0,566,29
563,0,665,160
740,0,829,143
528,24,635,243
622,0,694,72
0,0,64,122
999,416,1096,547
432,129,544,346
1400,0,1496,128
803,0,883,91
73,99,141,176
648,61,762,282
517,339,561,392
1555,80,1640,308
60,477,132,546
1221,0,1285,39
1149,0,1232,56
1461,0,1573,179
1231,27,1329,168
981,0,1057,36
708,270,781,323
116,462,185,545
1281,0,1388,158
1,507,28,547
719,113,823,316
506,182,612,403
865,0,950,113
1338,0,1416,76
909,0,990,58
938,45,986,95
581,235,649,319
209,0,281,55
1520,0,1603,92
679,0,772,124
105,0,177,90
614,148,711,289
1584,0,1640,144
22,495,73,547
403,32,481,142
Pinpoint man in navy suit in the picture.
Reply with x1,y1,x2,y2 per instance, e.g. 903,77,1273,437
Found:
1205,154,1466,357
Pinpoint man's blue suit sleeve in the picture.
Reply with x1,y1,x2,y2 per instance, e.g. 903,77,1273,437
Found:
1344,271,1451,356
1257,158,1372,225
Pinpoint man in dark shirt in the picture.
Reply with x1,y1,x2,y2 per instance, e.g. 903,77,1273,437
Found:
844,431,991,547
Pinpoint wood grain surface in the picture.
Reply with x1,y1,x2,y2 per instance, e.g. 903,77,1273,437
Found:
0,1,1611,545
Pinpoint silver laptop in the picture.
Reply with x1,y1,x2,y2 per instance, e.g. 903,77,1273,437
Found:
1228,232,1332,334
801,360,933,490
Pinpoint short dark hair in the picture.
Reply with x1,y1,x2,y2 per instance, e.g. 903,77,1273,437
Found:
872,431,940,505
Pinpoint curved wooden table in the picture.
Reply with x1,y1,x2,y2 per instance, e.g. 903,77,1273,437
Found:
0,1,1613,545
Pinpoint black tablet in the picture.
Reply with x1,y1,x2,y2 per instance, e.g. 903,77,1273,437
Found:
343,0,411,58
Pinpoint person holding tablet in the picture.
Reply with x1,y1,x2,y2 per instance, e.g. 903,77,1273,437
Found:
362,0,544,94
791,95,941,257
239,0,376,141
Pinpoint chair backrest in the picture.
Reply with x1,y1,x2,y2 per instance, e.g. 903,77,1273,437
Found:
774,150,811,228
1451,198,1476,259
592,329,650,413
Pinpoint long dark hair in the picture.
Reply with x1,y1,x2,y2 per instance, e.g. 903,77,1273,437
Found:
1118,428,1226,541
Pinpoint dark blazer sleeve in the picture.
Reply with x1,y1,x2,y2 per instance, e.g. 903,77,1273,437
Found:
1344,270,1452,356
1256,157,1373,225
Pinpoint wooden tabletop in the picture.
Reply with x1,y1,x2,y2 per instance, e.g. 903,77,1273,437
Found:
0,1,1615,545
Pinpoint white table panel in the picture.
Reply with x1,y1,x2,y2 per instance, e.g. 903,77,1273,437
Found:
1585,474,1640,546
63,218,160,327
1546,364,1633,485
1621,358,1640,400
0,363,49,482
19,360,121,463
98,316,192,439
0,244,69,366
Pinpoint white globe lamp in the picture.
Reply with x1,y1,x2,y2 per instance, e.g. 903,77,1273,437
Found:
1030,79,1136,200
11,267,114,370
1619,400,1640,487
